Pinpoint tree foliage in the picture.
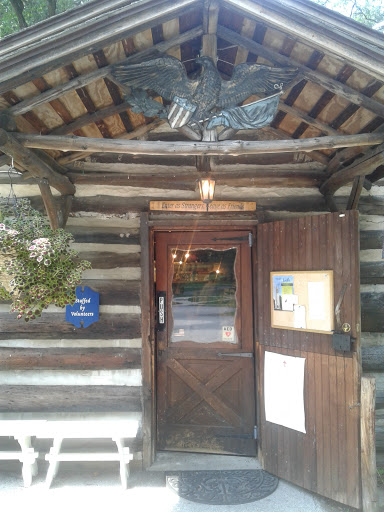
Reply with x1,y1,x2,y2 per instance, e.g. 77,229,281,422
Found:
312,0,383,28
1,0,383,40
0,0,91,38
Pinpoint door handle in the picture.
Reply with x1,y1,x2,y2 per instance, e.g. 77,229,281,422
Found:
218,352,253,358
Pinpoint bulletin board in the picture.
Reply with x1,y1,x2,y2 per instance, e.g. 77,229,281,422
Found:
270,271,334,334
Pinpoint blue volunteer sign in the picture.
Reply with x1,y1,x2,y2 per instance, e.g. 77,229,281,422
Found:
65,286,99,328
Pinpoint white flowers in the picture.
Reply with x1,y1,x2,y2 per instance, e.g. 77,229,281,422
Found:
0,224,19,236
28,238,53,264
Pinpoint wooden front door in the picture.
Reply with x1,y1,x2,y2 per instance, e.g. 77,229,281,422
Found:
256,211,361,509
155,230,256,455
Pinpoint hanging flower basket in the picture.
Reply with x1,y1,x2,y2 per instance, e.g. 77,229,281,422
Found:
0,249,17,293
0,199,91,321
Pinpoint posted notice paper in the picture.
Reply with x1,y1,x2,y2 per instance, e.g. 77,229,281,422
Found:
264,351,306,433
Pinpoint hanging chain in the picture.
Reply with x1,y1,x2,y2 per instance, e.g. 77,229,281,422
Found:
0,157,21,216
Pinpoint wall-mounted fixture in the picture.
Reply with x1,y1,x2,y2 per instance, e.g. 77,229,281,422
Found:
198,177,216,204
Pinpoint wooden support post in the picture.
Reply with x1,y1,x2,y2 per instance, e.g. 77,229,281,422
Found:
202,0,219,60
38,179,60,230
346,175,365,210
57,195,73,229
140,212,154,468
361,376,378,512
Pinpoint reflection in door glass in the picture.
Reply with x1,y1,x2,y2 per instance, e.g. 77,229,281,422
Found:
171,248,237,343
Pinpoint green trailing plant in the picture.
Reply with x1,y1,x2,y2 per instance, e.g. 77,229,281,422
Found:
0,198,91,321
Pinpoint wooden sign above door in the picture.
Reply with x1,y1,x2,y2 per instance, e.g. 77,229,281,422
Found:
150,201,256,212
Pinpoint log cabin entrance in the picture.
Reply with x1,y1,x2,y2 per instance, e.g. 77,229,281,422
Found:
149,212,362,508
155,230,256,456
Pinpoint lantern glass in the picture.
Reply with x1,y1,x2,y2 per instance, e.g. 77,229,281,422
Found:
198,177,216,204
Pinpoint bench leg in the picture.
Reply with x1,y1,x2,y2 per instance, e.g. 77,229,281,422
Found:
113,437,129,489
45,437,63,489
15,436,38,487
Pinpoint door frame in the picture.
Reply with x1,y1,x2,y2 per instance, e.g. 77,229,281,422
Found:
140,214,259,468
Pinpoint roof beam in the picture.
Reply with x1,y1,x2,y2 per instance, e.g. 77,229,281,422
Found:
65,161,325,174
4,26,203,117
320,144,384,196
202,0,219,60
0,129,75,195
276,99,339,136
0,0,200,95
217,26,384,121
64,171,321,188
12,132,384,156
261,126,329,165
56,119,165,165
326,125,384,174
0,0,138,59
223,0,384,81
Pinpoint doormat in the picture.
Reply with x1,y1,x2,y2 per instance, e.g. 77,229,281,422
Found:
166,470,279,505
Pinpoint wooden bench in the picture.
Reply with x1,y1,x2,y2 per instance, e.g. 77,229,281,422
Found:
0,413,139,488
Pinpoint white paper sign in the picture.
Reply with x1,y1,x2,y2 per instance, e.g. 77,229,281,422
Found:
294,304,306,329
282,294,298,311
308,281,326,320
264,351,306,433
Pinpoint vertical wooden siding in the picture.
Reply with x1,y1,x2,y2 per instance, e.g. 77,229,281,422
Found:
256,211,361,508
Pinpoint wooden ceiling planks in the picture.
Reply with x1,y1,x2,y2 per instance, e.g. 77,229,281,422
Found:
0,0,201,94
234,18,256,65
0,0,383,196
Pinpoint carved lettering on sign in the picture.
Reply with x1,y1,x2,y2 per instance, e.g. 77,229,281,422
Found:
150,201,256,212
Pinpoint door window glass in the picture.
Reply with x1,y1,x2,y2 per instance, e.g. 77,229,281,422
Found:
171,248,238,343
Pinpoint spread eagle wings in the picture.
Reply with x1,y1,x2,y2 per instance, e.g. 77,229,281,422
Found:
111,55,196,101
111,55,298,112
217,64,298,108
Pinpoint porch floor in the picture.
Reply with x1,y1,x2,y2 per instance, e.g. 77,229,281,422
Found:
0,458,361,512
147,451,262,471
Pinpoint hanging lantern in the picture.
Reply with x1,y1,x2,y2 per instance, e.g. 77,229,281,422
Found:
198,177,216,204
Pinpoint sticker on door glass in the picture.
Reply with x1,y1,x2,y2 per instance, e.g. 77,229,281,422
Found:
222,326,235,342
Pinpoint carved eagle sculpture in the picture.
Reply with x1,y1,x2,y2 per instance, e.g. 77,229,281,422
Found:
111,55,298,130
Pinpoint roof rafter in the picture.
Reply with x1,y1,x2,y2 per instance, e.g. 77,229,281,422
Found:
223,0,384,81
0,0,137,58
3,26,203,118
217,25,384,121
0,0,201,95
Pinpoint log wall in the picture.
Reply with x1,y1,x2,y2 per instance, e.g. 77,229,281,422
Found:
0,178,383,465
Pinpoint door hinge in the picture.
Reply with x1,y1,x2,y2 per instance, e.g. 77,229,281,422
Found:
254,426,258,440
249,232,253,247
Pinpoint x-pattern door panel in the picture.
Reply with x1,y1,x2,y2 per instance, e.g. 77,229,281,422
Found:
155,230,256,455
